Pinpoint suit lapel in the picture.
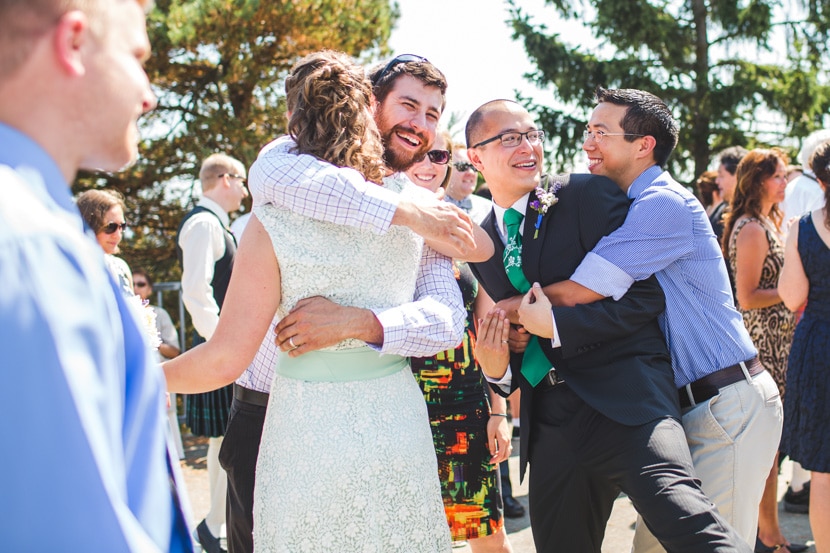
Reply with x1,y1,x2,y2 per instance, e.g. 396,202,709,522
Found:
521,176,556,284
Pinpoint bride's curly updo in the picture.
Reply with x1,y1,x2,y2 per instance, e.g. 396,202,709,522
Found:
285,50,385,184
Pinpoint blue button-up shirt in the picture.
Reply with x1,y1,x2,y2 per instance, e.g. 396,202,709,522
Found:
0,123,192,551
571,165,756,387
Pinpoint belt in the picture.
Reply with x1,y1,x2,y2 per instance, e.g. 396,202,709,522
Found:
537,368,566,390
679,357,764,408
233,384,269,407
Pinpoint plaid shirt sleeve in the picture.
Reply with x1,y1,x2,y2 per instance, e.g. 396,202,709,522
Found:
371,246,465,357
248,136,399,234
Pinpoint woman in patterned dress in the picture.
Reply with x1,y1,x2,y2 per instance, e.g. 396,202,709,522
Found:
779,139,830,553
406,133,514,552
723,148,801,552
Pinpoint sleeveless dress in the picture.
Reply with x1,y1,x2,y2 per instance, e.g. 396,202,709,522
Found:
252,175,451,553
781,214,830,472
728,217,796,399
410,262,504,542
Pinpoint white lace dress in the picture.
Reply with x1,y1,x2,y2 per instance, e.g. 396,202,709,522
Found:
252,176,451,553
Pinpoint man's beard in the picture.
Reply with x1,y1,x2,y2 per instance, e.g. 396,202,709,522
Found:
380,124,431,173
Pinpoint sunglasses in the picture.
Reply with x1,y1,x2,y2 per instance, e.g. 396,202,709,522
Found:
371,54,429,86
426,149,451,165
102,222,127,234
218,173,246,184
453,162,476,173
133,281,149,288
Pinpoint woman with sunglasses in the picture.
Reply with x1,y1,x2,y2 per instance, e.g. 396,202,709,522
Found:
406,134,513,553
76,189,133,296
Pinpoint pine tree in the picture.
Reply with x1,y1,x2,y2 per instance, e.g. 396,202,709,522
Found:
510,0,830,179
74,0,398,284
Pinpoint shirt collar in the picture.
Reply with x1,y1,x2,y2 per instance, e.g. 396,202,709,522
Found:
492,193,530,241
196,196,231,227
445,193,473,212
0,123,77,216
627,165,663,200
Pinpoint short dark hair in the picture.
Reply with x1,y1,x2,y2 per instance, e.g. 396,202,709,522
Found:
369,56,447,111
595,87,678,167
717,146,748,176
465,99,518,148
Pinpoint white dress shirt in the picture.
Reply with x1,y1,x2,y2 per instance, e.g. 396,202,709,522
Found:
178,196,230,340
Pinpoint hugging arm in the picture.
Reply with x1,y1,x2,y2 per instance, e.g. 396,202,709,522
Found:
274,246,465,358
248,137,491,261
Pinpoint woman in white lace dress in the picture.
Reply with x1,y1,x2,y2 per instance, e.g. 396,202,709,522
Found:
165,51,453,552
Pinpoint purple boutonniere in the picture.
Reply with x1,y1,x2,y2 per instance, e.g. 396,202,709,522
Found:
528,181,561,238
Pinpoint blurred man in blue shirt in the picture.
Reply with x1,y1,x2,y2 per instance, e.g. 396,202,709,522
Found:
0,0,193,551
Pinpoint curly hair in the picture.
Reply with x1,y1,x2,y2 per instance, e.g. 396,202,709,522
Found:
76,189,126,234
285,51,385,185
721,148,789,255
808,139,830,230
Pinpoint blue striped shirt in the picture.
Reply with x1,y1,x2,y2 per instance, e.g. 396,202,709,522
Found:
571,165,756,387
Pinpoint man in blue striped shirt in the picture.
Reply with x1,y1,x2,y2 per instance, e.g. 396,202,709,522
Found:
519,88,783,552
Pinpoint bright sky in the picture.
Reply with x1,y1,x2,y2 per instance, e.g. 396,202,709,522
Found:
388,0,553,138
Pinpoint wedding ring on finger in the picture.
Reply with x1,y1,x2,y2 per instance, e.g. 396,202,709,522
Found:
289,336,298,350
502,340,509,344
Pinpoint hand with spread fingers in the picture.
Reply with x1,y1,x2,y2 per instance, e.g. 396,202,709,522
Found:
475,308,511,380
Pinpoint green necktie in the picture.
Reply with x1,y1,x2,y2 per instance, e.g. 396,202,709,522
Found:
502,208,551,387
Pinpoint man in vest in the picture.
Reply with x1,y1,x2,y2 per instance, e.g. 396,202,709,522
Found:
177,153,248,553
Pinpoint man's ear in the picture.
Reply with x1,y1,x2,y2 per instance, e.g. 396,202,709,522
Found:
636,135,658,162
54,11,90,77
467,147,484,171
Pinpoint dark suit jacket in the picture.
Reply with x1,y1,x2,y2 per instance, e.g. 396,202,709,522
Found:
469,174,680,478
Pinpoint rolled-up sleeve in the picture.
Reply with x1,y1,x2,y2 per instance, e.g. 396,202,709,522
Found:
571,186,695,300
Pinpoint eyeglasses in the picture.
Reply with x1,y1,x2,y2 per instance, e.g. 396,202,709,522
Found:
102,222,127,234
471,130,545,149
133,281,149,288
218,173,246,183
582,130,645,143
453,162,476,173
371,54,429,86
426,149,451,165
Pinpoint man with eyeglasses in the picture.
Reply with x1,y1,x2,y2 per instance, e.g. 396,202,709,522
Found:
177,152,248,553
467,99,751,552
515,88,779,551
